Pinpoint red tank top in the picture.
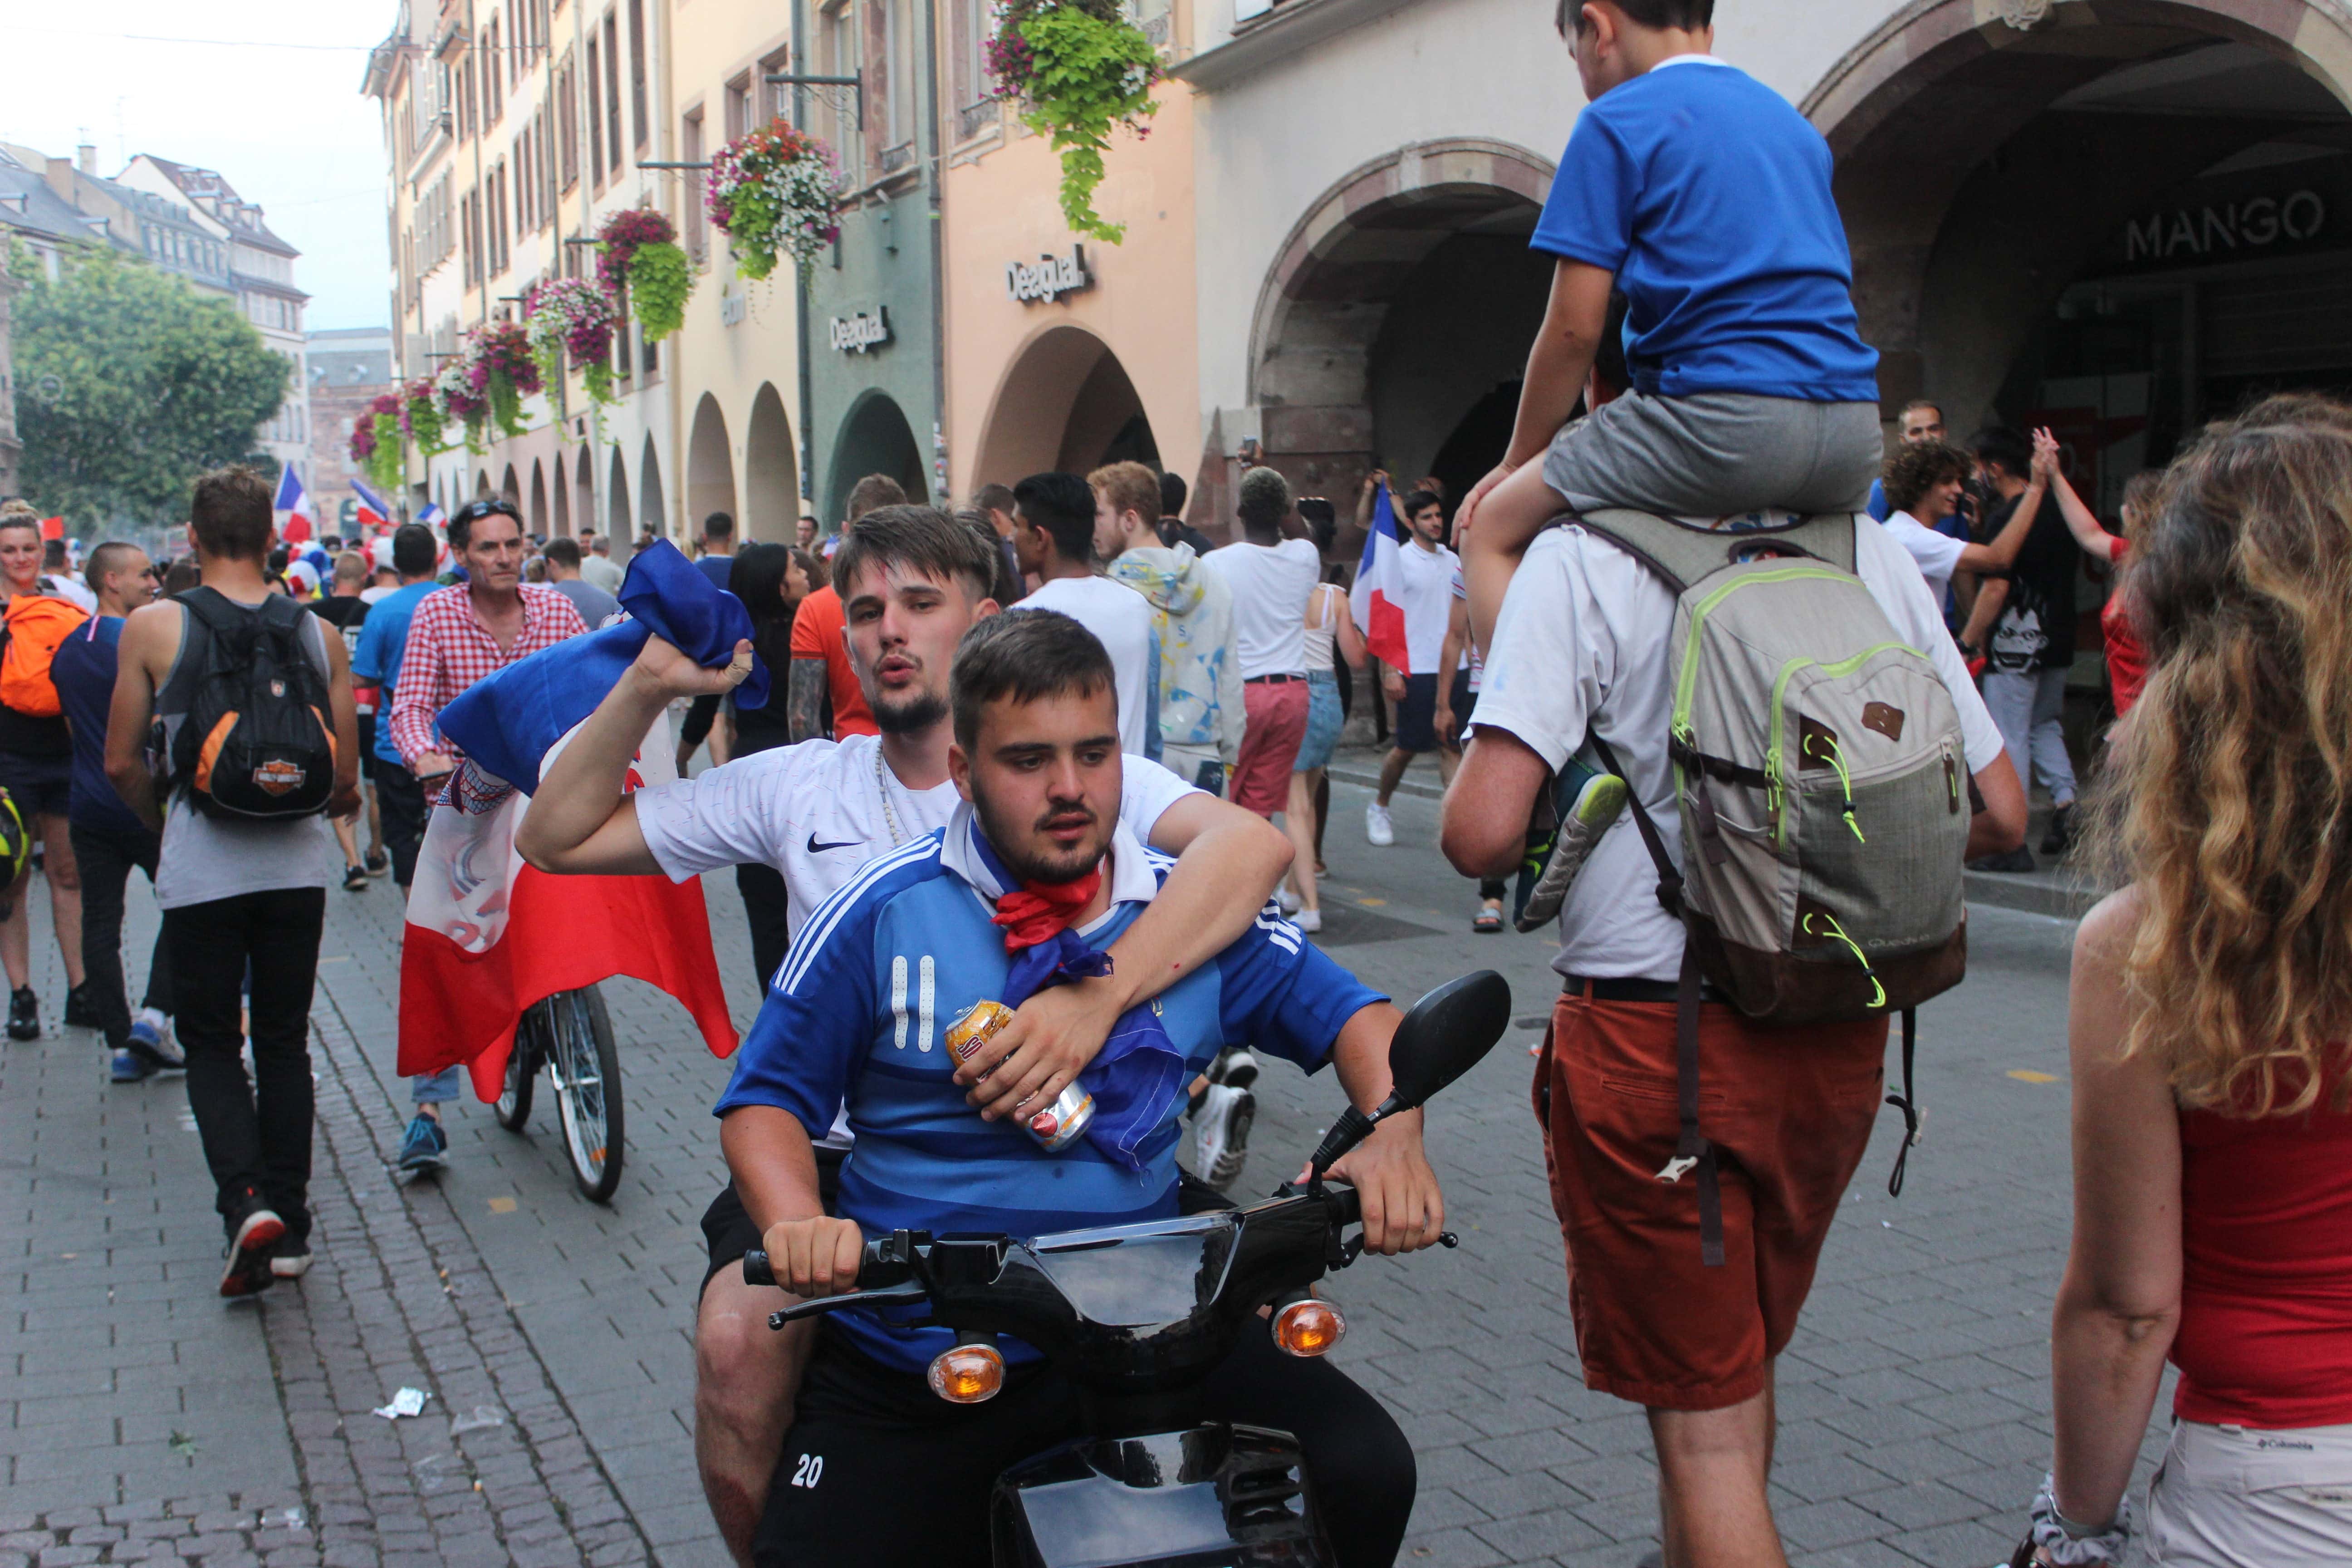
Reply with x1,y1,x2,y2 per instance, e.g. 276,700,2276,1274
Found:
2173,1059,2352,1428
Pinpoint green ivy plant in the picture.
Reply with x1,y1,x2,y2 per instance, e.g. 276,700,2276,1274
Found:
627,241,691,342
992,0,1161,243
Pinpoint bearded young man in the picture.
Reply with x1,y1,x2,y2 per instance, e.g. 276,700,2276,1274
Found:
721,609,1438,1568
516,506,1292,1565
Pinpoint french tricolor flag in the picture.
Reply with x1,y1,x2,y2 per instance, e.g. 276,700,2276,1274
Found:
273,467,314,544
1349,481,1413,674
351,478,394,532
394,544,772,1098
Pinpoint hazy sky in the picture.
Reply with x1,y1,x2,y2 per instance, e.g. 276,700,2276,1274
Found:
0,1,393,332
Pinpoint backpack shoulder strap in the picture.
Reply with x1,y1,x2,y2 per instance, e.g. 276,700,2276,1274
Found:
1575,509,1865,591
176,585,243,639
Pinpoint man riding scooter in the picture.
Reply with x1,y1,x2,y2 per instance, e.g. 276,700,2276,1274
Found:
722,610,1447,1568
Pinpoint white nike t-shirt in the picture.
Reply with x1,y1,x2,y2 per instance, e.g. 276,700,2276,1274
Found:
635,732,1203,946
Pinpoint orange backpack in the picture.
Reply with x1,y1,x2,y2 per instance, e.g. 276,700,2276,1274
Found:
0,595,93,718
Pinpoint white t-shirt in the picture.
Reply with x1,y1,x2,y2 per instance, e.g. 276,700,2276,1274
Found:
1019,574,1156,758
1879,511,1967,608
1470,521,2006,984
1394,539,1457,675
42,575,96,613
635,732,1201,946
1202,539,1320,680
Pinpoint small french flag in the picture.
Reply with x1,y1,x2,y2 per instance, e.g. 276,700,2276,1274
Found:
1349,481,1413,675
351,478,394,531
272,466,314,544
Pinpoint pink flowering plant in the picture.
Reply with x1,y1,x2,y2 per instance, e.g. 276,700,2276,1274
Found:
402,377,452,457
463,320,543,441
595,207,691,341
988,0,1161,242
706,120,840,281
525,279,620,405
352,392,404,495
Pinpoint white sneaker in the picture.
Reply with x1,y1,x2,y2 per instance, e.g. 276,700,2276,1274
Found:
1278,887,1301,915
1365,803,1395,847
1194,1083,1255,1192
1294,908,1322,933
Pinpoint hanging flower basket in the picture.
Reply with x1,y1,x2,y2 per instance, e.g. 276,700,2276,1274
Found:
434,359,489,450
461,321,543,442
596,208,692,343
402,377,452,458
526,279,620,405
707,119,841,281
352,392,405,496
988,0,1161,243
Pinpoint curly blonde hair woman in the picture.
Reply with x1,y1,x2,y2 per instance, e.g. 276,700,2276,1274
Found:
2022,394,2352,1567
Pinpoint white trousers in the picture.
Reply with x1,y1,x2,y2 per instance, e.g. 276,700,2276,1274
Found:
1980,664,2078,806
2143,1417,2352,1565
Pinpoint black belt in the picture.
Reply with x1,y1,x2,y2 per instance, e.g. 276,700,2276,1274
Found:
1245,673,1303,684
1563,975,1725,1005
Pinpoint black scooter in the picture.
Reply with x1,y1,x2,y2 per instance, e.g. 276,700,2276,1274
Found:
743,970,1512,1568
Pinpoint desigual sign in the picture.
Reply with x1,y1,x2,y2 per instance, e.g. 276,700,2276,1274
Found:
830,308,892,354
1006,246,1093,306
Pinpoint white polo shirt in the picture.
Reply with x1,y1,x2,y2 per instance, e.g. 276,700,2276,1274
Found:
1878,510,1967,607
1469,520,2006,984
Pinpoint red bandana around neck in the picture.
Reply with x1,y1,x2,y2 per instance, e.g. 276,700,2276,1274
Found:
991,864,1105,952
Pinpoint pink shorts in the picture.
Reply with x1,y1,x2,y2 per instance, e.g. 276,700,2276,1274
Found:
1231,680,1308,817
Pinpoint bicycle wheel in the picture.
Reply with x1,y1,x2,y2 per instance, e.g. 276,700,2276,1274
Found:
494,1008,539,1132
547,986,624,1203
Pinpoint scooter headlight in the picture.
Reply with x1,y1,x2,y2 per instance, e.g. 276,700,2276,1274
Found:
927,1340,1005,1404
1272,1297,1346,1358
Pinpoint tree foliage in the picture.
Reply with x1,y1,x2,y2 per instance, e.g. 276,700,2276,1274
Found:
11,245,290,530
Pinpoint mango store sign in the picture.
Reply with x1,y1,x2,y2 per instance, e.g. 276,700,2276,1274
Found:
1006,245,1093,306
830,307,892,354
2120,190,2328,268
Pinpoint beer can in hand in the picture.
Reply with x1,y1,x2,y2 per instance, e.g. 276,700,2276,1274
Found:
944,999,1097,1153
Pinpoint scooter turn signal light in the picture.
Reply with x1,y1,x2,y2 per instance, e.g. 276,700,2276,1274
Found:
1272,1297,1346,1358
927,1341,1005,1404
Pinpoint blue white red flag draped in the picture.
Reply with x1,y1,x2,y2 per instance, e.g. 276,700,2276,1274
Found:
1349,481,1412,674
394,543,768,1100
350,478,393,532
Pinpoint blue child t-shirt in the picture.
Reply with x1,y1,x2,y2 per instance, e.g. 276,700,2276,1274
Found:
1529,55,1881,404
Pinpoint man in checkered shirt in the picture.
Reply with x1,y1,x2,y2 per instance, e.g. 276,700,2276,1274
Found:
387,497,589,1175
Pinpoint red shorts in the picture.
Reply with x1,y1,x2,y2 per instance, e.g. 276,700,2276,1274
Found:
1533,986,1887,1411
1231,680,1308,817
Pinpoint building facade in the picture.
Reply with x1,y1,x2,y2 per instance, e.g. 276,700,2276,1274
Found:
308,326,400,529
938,0,1197,506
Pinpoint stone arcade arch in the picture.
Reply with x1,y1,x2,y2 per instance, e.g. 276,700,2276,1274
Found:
744,384,799,543
573,448,594,539
1811,0,2352,474
1235,139,1557,532
687,394,739,538
827,392,928,525
607,447,632,538
640,437,667,538
972,326,1160,489
529,461,549,535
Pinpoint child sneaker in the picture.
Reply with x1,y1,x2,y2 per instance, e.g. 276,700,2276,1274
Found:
1516,771,1631,932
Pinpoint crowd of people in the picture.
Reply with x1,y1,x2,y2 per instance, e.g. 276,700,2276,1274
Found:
7,4,2352,1568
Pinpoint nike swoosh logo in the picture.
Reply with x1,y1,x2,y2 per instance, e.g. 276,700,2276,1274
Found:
807,834,861,854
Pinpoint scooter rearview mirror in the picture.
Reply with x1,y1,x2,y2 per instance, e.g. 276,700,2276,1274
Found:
1386,971,1512,1110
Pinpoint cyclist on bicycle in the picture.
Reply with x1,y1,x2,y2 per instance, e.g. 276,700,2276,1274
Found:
728,609,1436,1568
517,506,1294,1564
385,498,587,1175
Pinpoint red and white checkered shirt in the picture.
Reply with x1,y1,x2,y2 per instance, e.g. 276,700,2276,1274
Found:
387,583,590,767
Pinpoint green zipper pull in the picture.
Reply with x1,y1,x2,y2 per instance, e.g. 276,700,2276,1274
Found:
1803,734,1867,844
1803,911,1887,1009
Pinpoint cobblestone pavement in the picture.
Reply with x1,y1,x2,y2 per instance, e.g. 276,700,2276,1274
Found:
1,753,2154,1567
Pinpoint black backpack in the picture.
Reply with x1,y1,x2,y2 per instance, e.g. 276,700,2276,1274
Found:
171,588,337,820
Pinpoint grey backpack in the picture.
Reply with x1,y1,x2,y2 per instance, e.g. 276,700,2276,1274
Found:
1577,509,1971,1262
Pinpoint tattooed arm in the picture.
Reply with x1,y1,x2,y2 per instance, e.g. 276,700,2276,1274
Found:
786,657,830,745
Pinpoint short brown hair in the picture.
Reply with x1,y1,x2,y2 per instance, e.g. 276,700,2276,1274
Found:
832,504,999,607
1088,461,1161,530
1558,0,1711,34
1881,440,1973,516
332,550,368,586
951,610,1115,752
845,474,908,526
189,466,274,561
543,535,583,569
